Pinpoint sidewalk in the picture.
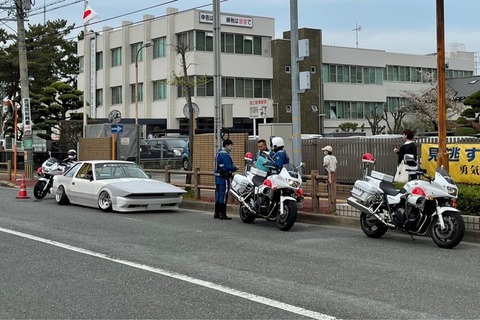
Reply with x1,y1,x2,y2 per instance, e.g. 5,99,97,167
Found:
2,171,479,244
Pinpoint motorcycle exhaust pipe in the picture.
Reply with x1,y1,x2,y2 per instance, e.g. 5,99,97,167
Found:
347,197,395,228
229,189,256,214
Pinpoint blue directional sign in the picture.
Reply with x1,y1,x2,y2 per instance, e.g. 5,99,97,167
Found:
111,124,124,134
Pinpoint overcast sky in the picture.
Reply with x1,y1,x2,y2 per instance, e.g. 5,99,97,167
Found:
4,0,480,63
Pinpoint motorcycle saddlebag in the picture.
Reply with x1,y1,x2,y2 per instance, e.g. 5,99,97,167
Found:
231,174,251,194
351,180,379,203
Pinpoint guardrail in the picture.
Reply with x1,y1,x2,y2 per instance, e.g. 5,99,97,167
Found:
0,160,12,180
144,166,337,213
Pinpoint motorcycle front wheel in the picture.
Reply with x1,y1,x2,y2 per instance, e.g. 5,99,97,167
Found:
430,211,465,249
33,180,48,199
277,200,297,231
360,212,388,238
239,204,256,223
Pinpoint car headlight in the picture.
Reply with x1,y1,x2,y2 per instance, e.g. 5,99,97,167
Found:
174,149,181,156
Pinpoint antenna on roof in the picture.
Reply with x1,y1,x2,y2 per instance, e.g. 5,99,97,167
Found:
352,22,361,48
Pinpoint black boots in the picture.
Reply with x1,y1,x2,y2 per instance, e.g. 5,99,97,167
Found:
217,203,232,220
214,203,220,219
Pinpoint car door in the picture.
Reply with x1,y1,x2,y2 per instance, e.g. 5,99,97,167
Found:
69,163,96,206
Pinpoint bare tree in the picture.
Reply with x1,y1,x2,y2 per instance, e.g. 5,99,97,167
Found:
170,39,208,187
365,106,386,135
401,85,464,131
383,103,409,134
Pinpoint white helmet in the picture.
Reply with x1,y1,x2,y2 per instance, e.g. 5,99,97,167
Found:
271,136,284,149
67,149,77,159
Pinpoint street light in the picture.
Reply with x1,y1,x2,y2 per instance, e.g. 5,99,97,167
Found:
135,42,151,164
135,42,151,126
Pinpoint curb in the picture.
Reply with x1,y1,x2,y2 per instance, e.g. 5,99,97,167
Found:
180,199,480,244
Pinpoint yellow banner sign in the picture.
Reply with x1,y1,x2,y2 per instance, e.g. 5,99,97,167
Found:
421,144,480,184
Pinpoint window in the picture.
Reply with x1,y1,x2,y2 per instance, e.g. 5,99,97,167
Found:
153,80,167,100
197,76,214,97
95,52,103,71
131,83,143,103
177,31,194,52
79,56,84,73
262,80,271,98
111,86,122,105
243,36,253,54
153,37,167,58
111,47,122,67
224,34,234,53
176,76,194,98
96,89,103,107
244,79,253,98
235,79,245,97
195,31,213,51
253,36,262,55
253,79,263,98
131,42,144,63
222,78,235,97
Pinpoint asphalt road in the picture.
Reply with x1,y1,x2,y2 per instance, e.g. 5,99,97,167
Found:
1,186,480,319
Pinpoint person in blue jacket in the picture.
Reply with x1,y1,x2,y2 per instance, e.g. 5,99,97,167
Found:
270,136,290,169
214,139,238,220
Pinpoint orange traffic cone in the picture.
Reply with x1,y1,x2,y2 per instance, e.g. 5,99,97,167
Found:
16,175,30,199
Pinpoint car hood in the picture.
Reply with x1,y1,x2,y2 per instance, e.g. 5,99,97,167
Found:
104,179,186,194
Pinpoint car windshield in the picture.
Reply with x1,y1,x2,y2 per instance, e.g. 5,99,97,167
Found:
95,163,150,180
164,139,187,148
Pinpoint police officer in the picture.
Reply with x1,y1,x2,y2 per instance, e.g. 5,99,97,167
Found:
214,139,238,220
270,136,290,168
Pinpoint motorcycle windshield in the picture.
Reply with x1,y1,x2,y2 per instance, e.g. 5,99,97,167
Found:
282,163,299,178
44,157,59,167
436,166,455,185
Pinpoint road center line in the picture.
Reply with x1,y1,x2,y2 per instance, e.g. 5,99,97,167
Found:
0,226,335,320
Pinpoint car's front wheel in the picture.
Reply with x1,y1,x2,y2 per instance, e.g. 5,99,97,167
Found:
182,158,189,170
55,185,70,205
98,190,113,212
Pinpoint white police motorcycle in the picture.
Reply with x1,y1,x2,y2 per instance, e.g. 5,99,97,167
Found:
347,153,465,249
229,151,304,231
34,156,73,200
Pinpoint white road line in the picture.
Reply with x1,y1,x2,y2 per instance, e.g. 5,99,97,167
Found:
0,226,335,320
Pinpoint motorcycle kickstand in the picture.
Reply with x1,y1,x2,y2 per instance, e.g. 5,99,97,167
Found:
407,232,415,241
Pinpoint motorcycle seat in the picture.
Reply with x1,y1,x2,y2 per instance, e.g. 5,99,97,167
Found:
252,175,266,187
379,181,400,196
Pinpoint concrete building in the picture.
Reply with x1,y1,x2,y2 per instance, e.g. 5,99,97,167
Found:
78,8,476,136
78,7,275,137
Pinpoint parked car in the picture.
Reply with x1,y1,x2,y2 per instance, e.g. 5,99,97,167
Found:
51,160,186,212
182,140,189,170
147,138,187,159
139,139,152,159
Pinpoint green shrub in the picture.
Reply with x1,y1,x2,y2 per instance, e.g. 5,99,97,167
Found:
456,116,468,125
454,126,477,136
457,184,480,216
460,108,475,118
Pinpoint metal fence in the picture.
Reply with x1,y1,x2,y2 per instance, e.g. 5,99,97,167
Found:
248,136,480,184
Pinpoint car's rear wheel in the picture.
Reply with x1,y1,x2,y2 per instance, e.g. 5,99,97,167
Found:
98,190,113,212
55,185,70,205
182,158,189,170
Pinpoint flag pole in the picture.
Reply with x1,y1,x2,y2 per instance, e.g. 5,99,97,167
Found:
82,0,88,138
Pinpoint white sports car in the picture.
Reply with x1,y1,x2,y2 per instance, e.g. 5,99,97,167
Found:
51,160,186,212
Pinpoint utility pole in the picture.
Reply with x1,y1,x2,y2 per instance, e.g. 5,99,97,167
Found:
213,0,222,152
436,0,448,170
15,0,33,180
290,0,302,169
